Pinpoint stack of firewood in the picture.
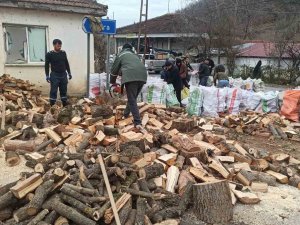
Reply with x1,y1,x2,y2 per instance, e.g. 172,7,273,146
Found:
0,76,300,225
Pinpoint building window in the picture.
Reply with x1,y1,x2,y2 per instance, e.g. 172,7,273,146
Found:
4,25,47,64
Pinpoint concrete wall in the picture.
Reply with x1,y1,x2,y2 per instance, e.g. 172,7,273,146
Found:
0,7,95,95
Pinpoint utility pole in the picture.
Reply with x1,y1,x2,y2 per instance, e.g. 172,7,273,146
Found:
137,0,149,59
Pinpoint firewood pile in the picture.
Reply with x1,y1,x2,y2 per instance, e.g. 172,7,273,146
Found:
0,76,300,225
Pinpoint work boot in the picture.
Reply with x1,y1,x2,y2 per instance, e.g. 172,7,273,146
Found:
62,101,68,107
135,125,148,134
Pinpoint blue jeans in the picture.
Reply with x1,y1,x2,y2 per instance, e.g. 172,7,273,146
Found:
199,76,209,86
218,80,229,88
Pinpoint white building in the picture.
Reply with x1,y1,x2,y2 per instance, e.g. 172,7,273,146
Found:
0,0,107,95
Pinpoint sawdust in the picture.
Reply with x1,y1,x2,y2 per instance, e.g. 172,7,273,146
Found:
0,150,33,186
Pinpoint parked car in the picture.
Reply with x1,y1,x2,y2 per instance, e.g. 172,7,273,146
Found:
138,54,165,74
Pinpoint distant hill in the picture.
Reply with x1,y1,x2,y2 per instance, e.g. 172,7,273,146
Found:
180,0,300,42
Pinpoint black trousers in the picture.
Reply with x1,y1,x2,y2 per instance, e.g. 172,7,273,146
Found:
50,72,68,106
124,81,144,126
175,87,182,106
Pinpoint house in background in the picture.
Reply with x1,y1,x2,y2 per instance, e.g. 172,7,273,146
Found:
211,41,295,70
114,13,199,54
235,42,293,69
0,0,107,95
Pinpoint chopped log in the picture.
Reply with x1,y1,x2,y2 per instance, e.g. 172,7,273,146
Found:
0,180,18,196
139,163,165,180
236,171,251,186
44,129,62,145
178,171,195,196
60,185,106,204
189,167,217,183
10,174,43,199
158,153,177,166
54,216,69,225
27,209,49,225
271,153,290,163
288,175,300,189
171,118,195,132
175,155,185,169
124,209,136,225
149,118,164,129
251,182,268,193
13,204,32,222
216,156,235,163
122,188,162,200
161,144,178,154
276,127,288,140
60,194,100,221
4,139,36,152
42,195,96,225
266,170,288,184
53,168,65,182
44,210,59,224
208,158,230,179
135,198,147,225
0,207,12,221
91,105,113,119
192,180,233,224
268,124,280,138
234,143,249,156
27,180,54,216
166,166,180,193
231,189,260,204
63,183,97,196
104,193,131,224
5,151,21,167
228,151,252,164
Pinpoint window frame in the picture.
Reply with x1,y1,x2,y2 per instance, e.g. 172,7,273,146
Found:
3,23,49,65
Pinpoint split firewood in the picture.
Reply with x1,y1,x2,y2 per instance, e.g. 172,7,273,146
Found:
10,174,43,199
231,189,261,204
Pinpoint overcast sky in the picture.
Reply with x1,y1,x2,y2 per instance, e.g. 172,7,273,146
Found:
98,0,192,27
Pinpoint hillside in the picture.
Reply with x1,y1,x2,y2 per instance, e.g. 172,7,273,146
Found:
180,0,300,42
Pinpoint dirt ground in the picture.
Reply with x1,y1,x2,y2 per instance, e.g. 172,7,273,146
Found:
235,134,300,160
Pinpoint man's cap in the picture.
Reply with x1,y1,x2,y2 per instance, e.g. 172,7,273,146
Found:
122,43,133,50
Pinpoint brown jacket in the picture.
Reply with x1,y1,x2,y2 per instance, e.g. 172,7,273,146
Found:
179,63,188,79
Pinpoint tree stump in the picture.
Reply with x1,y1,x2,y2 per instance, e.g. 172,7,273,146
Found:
192,180,233,224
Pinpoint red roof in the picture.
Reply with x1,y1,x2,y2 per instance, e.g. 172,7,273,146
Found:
237,42,294,58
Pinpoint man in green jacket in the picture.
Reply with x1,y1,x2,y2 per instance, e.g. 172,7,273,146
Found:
111,44,147,129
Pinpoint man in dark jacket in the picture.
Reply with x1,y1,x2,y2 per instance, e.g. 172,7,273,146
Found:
45,39,72,106
164,60,183,107
198,59,210,86
111,43,147,129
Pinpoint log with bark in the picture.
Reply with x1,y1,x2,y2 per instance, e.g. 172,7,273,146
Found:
42,195,97,225
5,151,21,167
27,180,54,216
